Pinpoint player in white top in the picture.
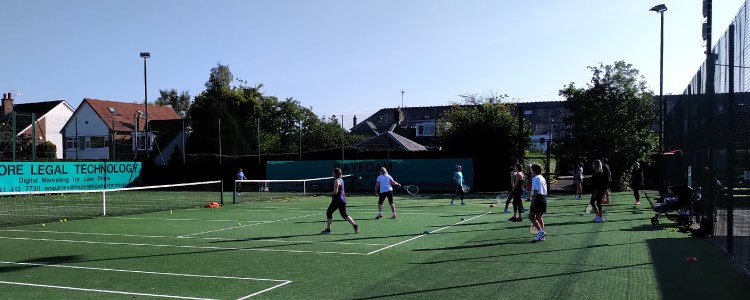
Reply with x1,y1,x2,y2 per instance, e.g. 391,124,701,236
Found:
529,164,548,242
375,167,401,219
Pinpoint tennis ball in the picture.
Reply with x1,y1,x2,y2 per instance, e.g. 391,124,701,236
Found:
63,219,67,222
238,222,242,226
169,210,173,215
42,223,46,227
358,176,363,180
59,220,63,223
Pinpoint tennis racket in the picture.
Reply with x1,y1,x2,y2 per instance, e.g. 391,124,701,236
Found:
462,184,470,193
529,224,539,235
495,194,508,205
403,185,420,197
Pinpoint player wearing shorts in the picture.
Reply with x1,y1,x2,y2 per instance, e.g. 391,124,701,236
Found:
529,164,548,242
236,168,247,195
320,168,359,234
375,167,401,219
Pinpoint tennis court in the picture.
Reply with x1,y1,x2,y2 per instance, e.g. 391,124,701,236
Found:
1,190,749,299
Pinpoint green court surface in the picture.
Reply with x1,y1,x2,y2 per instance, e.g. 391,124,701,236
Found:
0,192,748,299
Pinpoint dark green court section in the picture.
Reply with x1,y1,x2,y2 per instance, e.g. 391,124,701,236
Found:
0,192,748,299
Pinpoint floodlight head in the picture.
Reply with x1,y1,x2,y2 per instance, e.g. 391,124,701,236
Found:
140,52,151,58
650,4,667,13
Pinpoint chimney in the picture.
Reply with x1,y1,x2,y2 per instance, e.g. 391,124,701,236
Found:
2,93,13,116
352,115,357,127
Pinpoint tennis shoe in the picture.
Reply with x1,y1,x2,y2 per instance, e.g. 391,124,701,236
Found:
320,229,332,235
353,224,360,233
390,215,397,219
375,214,383,219
593,216,604,223
503,209,511,213
634,201,641,205
461,202,466,206
450,201,455,205
534,230,546,241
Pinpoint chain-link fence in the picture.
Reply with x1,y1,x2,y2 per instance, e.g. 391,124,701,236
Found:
672,0,750,275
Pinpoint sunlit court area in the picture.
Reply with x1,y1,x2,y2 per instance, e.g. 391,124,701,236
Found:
4,0,750,299
0,189,747,299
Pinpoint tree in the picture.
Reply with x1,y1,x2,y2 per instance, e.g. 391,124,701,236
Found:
156,89,191,115
186,63,365,158
558,61,657,190
438,94,531,190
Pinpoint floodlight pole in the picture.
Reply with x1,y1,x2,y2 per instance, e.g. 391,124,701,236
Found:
140,52,151,158
401,90,404,108
650,4,667,154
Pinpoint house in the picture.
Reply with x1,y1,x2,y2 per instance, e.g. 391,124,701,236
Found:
350,106,453,151
350,101,569,152
1,92,75,158
61,98,182,160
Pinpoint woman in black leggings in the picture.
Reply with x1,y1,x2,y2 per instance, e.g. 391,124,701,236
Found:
590,160,608,223
508,163,525,221
320,168,359,234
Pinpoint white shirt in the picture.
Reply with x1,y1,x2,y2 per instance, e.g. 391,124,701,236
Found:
377,174,395,193
531,174,547,196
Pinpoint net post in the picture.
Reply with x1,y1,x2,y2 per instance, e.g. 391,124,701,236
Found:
303,179,307,195
221,179,225,206
232,179,236,204
102,190,107,216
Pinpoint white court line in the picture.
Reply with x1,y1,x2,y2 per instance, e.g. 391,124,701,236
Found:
237,281,293,300
0,281,215,300
0,260,288,281
0,260,292,299
366,212,490,255
112,217,267,223
0,229,386,246
0,236,367,255
178,213,322,238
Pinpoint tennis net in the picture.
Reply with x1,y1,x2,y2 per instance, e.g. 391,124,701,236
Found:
233,175,352,204
0,180,223,227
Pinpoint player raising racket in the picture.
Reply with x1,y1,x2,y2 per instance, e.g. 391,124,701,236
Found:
375,167,401,219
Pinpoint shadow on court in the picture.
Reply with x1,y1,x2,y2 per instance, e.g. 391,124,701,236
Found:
412,240,644,256
0,255,84,273
648,238,750,300
351,262,652,300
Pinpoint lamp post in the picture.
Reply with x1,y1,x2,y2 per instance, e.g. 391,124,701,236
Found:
650,4,667,153
140,52,150,156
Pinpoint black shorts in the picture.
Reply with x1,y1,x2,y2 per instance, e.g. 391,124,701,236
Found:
573,177,582,184
531,194,547,214
378,191,394,204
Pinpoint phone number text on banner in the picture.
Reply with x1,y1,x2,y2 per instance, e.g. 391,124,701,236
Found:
0,162,142,192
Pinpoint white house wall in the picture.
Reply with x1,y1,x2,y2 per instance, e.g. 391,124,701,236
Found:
63,102,110,160
44,103,74,158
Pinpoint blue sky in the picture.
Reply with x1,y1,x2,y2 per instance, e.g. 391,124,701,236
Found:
1,0,746,128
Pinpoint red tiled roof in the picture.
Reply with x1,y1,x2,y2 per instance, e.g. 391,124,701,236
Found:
83,98,180,132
